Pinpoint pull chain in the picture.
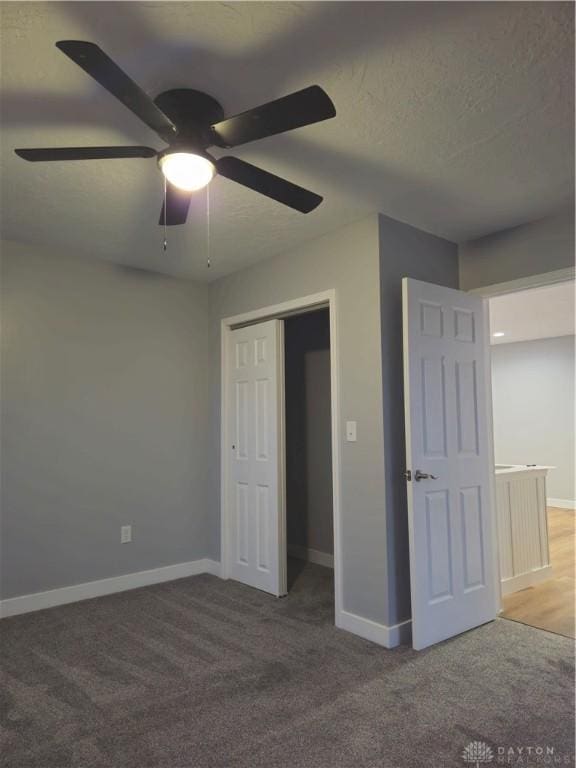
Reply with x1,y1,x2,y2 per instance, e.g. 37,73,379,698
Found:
163,174,167,252
206,184,211,269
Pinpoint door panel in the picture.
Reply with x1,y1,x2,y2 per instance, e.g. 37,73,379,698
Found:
236,482,249,564
227,319,286,596
460,485,485,590
403,278,498,650
421,357,447,457
425,489,453,602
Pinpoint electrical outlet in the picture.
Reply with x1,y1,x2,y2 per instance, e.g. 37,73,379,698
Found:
121,525,132,544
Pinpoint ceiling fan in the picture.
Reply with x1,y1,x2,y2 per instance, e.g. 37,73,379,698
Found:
14,41,336,225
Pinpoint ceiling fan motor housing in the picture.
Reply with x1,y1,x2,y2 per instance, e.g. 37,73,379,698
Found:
153,89,225,150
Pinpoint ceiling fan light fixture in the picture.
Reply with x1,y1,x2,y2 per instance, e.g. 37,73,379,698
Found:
159,151,215,192
19,42,337,224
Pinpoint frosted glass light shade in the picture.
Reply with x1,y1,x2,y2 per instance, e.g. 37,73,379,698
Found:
159,152,215,192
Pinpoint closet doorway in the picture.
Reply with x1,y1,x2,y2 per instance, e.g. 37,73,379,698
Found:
220,291,342,624
284,309,334,598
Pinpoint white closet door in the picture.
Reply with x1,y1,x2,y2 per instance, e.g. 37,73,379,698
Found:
227,319,286,596
403,278,498,650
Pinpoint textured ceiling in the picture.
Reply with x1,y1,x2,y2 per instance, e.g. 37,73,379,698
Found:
1,1,573,281
490,280,575,345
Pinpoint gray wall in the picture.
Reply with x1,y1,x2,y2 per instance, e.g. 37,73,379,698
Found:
209,216,389,624
459,206,575,290
285,310,333,557
1,213,459,629
491,335,575,502
378,213,459,624
0,240,211,599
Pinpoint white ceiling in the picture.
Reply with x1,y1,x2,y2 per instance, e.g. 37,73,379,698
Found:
489,281,575,345
0,2,573,281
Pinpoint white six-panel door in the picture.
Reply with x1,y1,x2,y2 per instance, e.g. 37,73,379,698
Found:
402,278,498,650
227,319,286,596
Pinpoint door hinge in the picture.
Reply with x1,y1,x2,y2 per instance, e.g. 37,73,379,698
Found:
403,470,412,481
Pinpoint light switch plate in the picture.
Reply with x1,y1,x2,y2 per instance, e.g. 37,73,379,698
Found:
346,421,357,442
121,525,132,544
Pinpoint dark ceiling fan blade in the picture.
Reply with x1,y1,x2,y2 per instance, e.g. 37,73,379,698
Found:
56,41,177,143
217,157,322,213
159,183,193,226
15,146,157,162
211,86,336,148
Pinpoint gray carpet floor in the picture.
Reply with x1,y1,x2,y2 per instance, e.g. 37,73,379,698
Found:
1,563,574,768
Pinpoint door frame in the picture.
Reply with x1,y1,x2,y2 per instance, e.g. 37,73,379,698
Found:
482,295,502,611
220,289,343,623
468,266,575,298
469,266,575,611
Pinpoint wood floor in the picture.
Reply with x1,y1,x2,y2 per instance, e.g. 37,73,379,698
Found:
502,507,575,638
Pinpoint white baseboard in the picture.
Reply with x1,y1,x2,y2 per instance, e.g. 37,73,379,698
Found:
0,558,221,619
202,559,222,577
547,497,576,511
307,548,334,569
2,559,414,651
337,609,411,648
288,545,334,569
501,565,553,596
